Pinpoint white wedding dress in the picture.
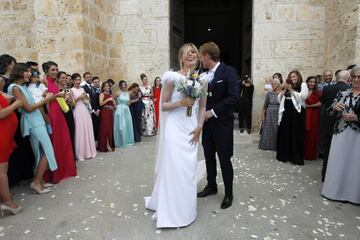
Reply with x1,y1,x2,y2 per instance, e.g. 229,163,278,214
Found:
144,70,207,228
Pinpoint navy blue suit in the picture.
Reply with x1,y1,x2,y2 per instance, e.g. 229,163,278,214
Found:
202,63,239,196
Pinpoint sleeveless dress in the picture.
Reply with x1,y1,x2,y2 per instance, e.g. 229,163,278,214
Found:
46,77,76,182
98,93,115,152
153,86,161,129
140,85,156,136
71,87,97,160
304,91,321,160
114,92,134,147
7,84,57,171
0,93,18,163
145,71,206,228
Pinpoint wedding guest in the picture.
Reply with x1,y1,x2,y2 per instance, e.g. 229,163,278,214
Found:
304,76,321,160
114,80,135,147
238,75,254,134
128,83,144,142
153,76,162,129
2,57,35,187
83,72,100,143
322,66,360,204
318,70,333,91
0,92,23,216
28,69,52,134
107,79,115,94
26,61,39,72
57,71,76,160
93,76,101,94
316,75,324,91
319,70,350,181
319,70,335,158
98,82,115,152
0,54,16,93
139,73,156,136
66,74,74,88
273,73,283,84
44,63,76,183
276,70,308,165
264,77,272,91
8,63,58,194
258,78,281,151
71,73,97,160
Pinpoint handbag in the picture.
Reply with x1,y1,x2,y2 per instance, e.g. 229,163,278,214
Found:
56,97,70,113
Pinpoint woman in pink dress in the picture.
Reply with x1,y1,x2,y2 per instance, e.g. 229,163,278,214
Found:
45,62,76,183
71,73,97,160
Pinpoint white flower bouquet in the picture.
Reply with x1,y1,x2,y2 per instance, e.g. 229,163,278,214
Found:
175,70,207,117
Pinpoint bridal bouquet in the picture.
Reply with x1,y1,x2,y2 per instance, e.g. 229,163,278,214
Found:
175,70,207,117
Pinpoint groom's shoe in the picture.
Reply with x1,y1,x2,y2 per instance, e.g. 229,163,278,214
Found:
197,186,218,198
220,195,233,209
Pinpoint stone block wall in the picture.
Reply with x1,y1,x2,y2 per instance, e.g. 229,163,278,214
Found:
252,0,327,130
0,0,170,83
113,0,170,84
325,0,360,70
0,0,37,61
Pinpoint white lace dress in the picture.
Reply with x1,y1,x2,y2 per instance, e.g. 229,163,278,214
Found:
144,70,207,228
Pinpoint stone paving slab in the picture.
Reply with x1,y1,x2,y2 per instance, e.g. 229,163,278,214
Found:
1,131,360,240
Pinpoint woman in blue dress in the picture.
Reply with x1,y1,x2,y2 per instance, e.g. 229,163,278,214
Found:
114,80,135,147
8,63,58,194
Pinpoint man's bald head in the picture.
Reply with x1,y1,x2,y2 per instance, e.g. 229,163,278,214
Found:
336,70,350,83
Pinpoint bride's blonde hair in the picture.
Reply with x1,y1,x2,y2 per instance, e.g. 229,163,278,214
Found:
178,43,200,70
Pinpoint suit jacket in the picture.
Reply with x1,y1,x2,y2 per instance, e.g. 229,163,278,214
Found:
202,63,239,158
319,81,349,137
83,84,100,111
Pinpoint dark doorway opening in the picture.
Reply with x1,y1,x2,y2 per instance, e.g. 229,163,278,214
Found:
170,0,252,78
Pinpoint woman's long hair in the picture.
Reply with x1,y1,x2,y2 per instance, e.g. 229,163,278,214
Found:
286,70,303,92
9,63,29,84
306,76,321,96
153,77,162,92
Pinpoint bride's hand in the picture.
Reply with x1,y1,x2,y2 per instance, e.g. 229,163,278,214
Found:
189,126,202,145
180,97,195,107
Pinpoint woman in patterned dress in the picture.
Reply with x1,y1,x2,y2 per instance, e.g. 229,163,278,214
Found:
258,78,281,151
139,73,156,136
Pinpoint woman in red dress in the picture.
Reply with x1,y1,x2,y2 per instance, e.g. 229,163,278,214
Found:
45,62,76,183
0,92,24,216
304,76,322,160
153,77,161,129
98,82,115,152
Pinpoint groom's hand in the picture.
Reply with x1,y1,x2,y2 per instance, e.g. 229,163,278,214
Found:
204,110,214,121
189,126,203,145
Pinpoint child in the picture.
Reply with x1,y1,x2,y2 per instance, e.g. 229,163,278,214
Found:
264,77,272,91
28,70,53,134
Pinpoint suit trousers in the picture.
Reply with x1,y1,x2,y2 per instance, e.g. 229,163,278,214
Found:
203,125,233,197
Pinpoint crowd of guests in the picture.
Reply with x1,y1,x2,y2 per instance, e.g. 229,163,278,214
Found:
258,66,360,204
0,54,161,217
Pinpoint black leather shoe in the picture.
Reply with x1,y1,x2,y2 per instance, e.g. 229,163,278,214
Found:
197,186,218,198
220,195,233,209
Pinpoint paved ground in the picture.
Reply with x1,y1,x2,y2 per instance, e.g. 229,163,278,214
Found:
1,125,360,240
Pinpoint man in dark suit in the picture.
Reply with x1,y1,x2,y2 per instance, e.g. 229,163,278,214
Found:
319,70,350,181
197,42,239,209
82,72,100,142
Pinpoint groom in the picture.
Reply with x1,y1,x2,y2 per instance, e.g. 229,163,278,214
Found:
197,42,239,209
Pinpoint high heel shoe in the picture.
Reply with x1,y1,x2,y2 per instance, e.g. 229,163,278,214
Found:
30,182,51,194
0,204,23,217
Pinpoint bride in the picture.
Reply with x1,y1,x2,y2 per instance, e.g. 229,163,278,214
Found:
144,43,208,228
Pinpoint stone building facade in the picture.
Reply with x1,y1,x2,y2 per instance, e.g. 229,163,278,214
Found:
1,0,360,128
